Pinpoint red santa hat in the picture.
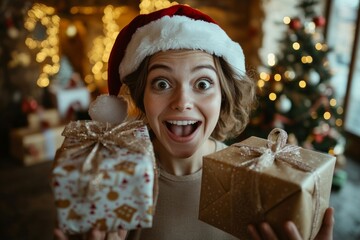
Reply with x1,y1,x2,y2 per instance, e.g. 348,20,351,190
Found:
90,4,246,124
107,4,246,96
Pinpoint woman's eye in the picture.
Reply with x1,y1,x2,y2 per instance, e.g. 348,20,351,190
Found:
153,79,170,90
195,79,212,90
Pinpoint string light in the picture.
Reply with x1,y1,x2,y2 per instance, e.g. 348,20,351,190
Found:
329,98,337,107
139,0,178,14
315,43,323,50
283,16,291,24
24,3,60,88
301,55,313,64
274,73,282,81
323,111,331,120
267,53,276,66
87,5,127,92
299,80,307,88
260,72,271,81
292,42,300,50
336,119,343,127
257,79,265,88
269,92,277,101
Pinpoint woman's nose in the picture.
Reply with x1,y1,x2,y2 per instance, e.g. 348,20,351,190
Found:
171,88,193,111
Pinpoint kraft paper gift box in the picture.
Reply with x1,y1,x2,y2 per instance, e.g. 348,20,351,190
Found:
199,128,336,240
51,120,157,234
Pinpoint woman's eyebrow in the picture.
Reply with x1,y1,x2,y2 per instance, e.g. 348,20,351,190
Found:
192,64,216,73
148,63,216,73
148,63,172,72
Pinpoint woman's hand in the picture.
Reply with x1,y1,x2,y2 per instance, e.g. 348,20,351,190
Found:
54,228,127,240
247,207,334,240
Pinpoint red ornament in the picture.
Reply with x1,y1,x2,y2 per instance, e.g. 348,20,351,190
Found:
289,18,302,30
21,97,38,113
313,16,326,27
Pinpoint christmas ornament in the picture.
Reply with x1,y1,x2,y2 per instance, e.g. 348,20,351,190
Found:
21,97,38,113
289,18,302,30
304,21,316,34
313,16,326,27
276,95,292,113
308,69,320,85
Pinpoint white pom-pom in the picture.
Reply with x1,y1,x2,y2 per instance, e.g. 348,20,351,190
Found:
88,94,128,124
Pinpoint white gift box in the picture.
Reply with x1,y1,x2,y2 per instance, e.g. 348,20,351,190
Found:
51,120,157,234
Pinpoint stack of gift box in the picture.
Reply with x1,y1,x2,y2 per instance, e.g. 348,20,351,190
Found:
10,70,91,166
10,93,91,166
10,108,66,166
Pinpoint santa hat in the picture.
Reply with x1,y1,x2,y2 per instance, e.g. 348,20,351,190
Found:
90,4,246,124
108,4,246,96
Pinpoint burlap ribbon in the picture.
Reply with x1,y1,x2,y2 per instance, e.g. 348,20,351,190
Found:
57,120,153,196
233,128,320,239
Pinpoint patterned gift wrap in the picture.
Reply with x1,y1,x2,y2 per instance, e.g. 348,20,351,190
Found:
51,120,157,234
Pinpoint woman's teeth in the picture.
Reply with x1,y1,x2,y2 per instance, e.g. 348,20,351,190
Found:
167,120,197,125
166,120,199,137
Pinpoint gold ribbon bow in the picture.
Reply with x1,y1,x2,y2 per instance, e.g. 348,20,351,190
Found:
58,120,152,196
233,128,320,239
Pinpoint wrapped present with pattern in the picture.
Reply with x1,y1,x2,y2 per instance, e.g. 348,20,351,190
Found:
10,125,65,166
27,108,61,129
51,120,157,234
199,128,336,240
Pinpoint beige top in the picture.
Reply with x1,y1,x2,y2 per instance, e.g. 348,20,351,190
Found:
126,140,238,240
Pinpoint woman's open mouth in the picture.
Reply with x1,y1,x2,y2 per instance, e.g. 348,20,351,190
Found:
165,120,201,138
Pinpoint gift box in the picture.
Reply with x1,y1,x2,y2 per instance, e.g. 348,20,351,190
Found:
27,108,61,129
10,125,65,166
199,128,336,240
51,120,157,234
50,87,90,118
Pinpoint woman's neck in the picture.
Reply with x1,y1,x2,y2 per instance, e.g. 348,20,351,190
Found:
153,139,216,176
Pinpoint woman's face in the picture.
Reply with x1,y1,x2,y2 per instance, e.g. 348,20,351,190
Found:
144,50,222,158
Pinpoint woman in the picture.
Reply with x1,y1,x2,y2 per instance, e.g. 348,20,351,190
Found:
55,4,334,240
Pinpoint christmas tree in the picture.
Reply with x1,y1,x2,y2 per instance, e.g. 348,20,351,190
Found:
244,0,345,161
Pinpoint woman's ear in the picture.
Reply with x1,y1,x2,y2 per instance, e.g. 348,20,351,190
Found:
88,94,128,124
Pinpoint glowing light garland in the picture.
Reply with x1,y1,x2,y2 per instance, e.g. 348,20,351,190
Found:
24,3,60,88
86,5,126,92
139,0,178,14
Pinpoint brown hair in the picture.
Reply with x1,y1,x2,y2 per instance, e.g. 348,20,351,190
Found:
122,54,257,141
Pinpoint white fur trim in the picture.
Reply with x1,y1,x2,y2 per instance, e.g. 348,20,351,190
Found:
119,15,245,80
